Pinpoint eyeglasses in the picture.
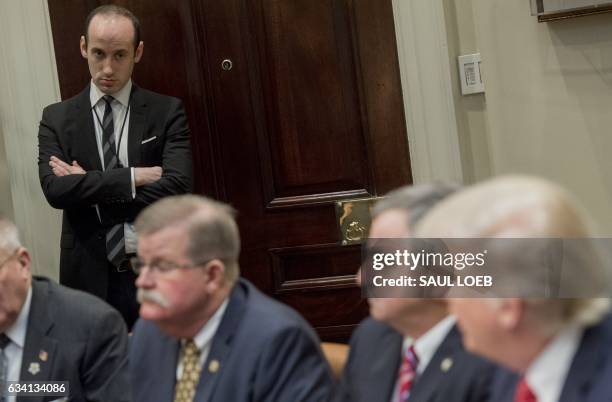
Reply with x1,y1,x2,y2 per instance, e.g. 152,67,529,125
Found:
129,256,216,275
0,250,18,270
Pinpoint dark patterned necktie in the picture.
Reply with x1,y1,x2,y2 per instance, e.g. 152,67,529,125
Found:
0,333,11,402
101,95,125,268
173,340,201,402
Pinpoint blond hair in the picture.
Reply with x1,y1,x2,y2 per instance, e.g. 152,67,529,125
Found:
417,175,611,327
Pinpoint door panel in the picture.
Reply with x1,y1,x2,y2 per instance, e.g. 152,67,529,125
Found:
48,0,411,342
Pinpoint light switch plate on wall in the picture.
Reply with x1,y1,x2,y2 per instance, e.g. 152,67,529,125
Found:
458,53,485,95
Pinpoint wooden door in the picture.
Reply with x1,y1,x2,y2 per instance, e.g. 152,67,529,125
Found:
48,0,411,342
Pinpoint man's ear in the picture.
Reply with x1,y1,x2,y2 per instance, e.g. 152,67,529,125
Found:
134,41,144,63
203,259,226,290
16,247,31,277
80,36,88,59
497,298,523,330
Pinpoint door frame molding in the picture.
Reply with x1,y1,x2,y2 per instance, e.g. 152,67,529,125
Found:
392,0,464,184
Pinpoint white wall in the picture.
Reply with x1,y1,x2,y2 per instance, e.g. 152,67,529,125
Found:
0,127,13,218
0,0,62,277
462,1,612,234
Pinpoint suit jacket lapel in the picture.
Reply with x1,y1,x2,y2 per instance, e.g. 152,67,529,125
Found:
127,84,146,167
74,85,102,171
410,325,462,402
17,280,57,402
559,319,612,402
158,335,181,401
195,281,248,402
368,329,403,402
491,369,519,402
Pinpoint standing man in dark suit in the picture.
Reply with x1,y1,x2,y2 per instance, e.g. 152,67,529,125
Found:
336,184,496,402
418,175,612,402
0,217,129,402
38,5,192,329
129,195,333,402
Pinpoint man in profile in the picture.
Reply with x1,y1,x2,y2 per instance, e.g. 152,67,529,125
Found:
0,217,129,402
336,184,496,402
38,5,192,329
129,194,333,402
417,175,612,402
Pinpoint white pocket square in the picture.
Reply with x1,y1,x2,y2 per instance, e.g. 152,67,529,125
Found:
141,136,157,144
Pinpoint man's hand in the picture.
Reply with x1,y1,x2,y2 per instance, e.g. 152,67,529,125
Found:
135,167,162,187
50,156,86,176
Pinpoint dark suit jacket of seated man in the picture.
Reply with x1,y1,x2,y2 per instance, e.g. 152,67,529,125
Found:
37,5,192,329
128,194,334,402
0,218,129,402
335,317,494,402
130,278,334,402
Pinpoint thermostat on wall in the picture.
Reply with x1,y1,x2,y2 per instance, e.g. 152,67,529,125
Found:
458,53,485,95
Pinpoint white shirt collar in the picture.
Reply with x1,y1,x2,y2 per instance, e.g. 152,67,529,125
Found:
5,286,32,349
403,315,456,375
525,324,583,402
89,79,132,108
191,298,229,352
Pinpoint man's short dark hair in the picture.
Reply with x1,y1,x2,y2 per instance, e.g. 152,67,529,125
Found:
84,5,141,49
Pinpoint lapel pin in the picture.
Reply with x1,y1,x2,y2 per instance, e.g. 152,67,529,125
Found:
39,350,48,362
208,359,220,373
440,357,453,372
28,362,41,376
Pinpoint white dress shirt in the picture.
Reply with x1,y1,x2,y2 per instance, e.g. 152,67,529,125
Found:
89,80,137,253
3,287,32,402
390,315,456,402
524,324,583,402
176,299,229,380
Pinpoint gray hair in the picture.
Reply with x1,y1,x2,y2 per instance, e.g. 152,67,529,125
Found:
0,216,22,253
135,195,241,283
372,183,461,227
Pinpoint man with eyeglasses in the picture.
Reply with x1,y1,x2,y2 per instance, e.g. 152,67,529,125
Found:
0,216,129,402
129,194,334,402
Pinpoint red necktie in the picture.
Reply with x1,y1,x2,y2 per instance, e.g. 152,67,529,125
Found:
397,345,418,402
514,377,537,402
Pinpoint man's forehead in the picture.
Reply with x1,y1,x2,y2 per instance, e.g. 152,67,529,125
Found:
370,209,410,238
138,226,189,254
87,14,135,44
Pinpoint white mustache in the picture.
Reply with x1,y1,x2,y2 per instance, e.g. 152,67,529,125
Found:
137,288,170,308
